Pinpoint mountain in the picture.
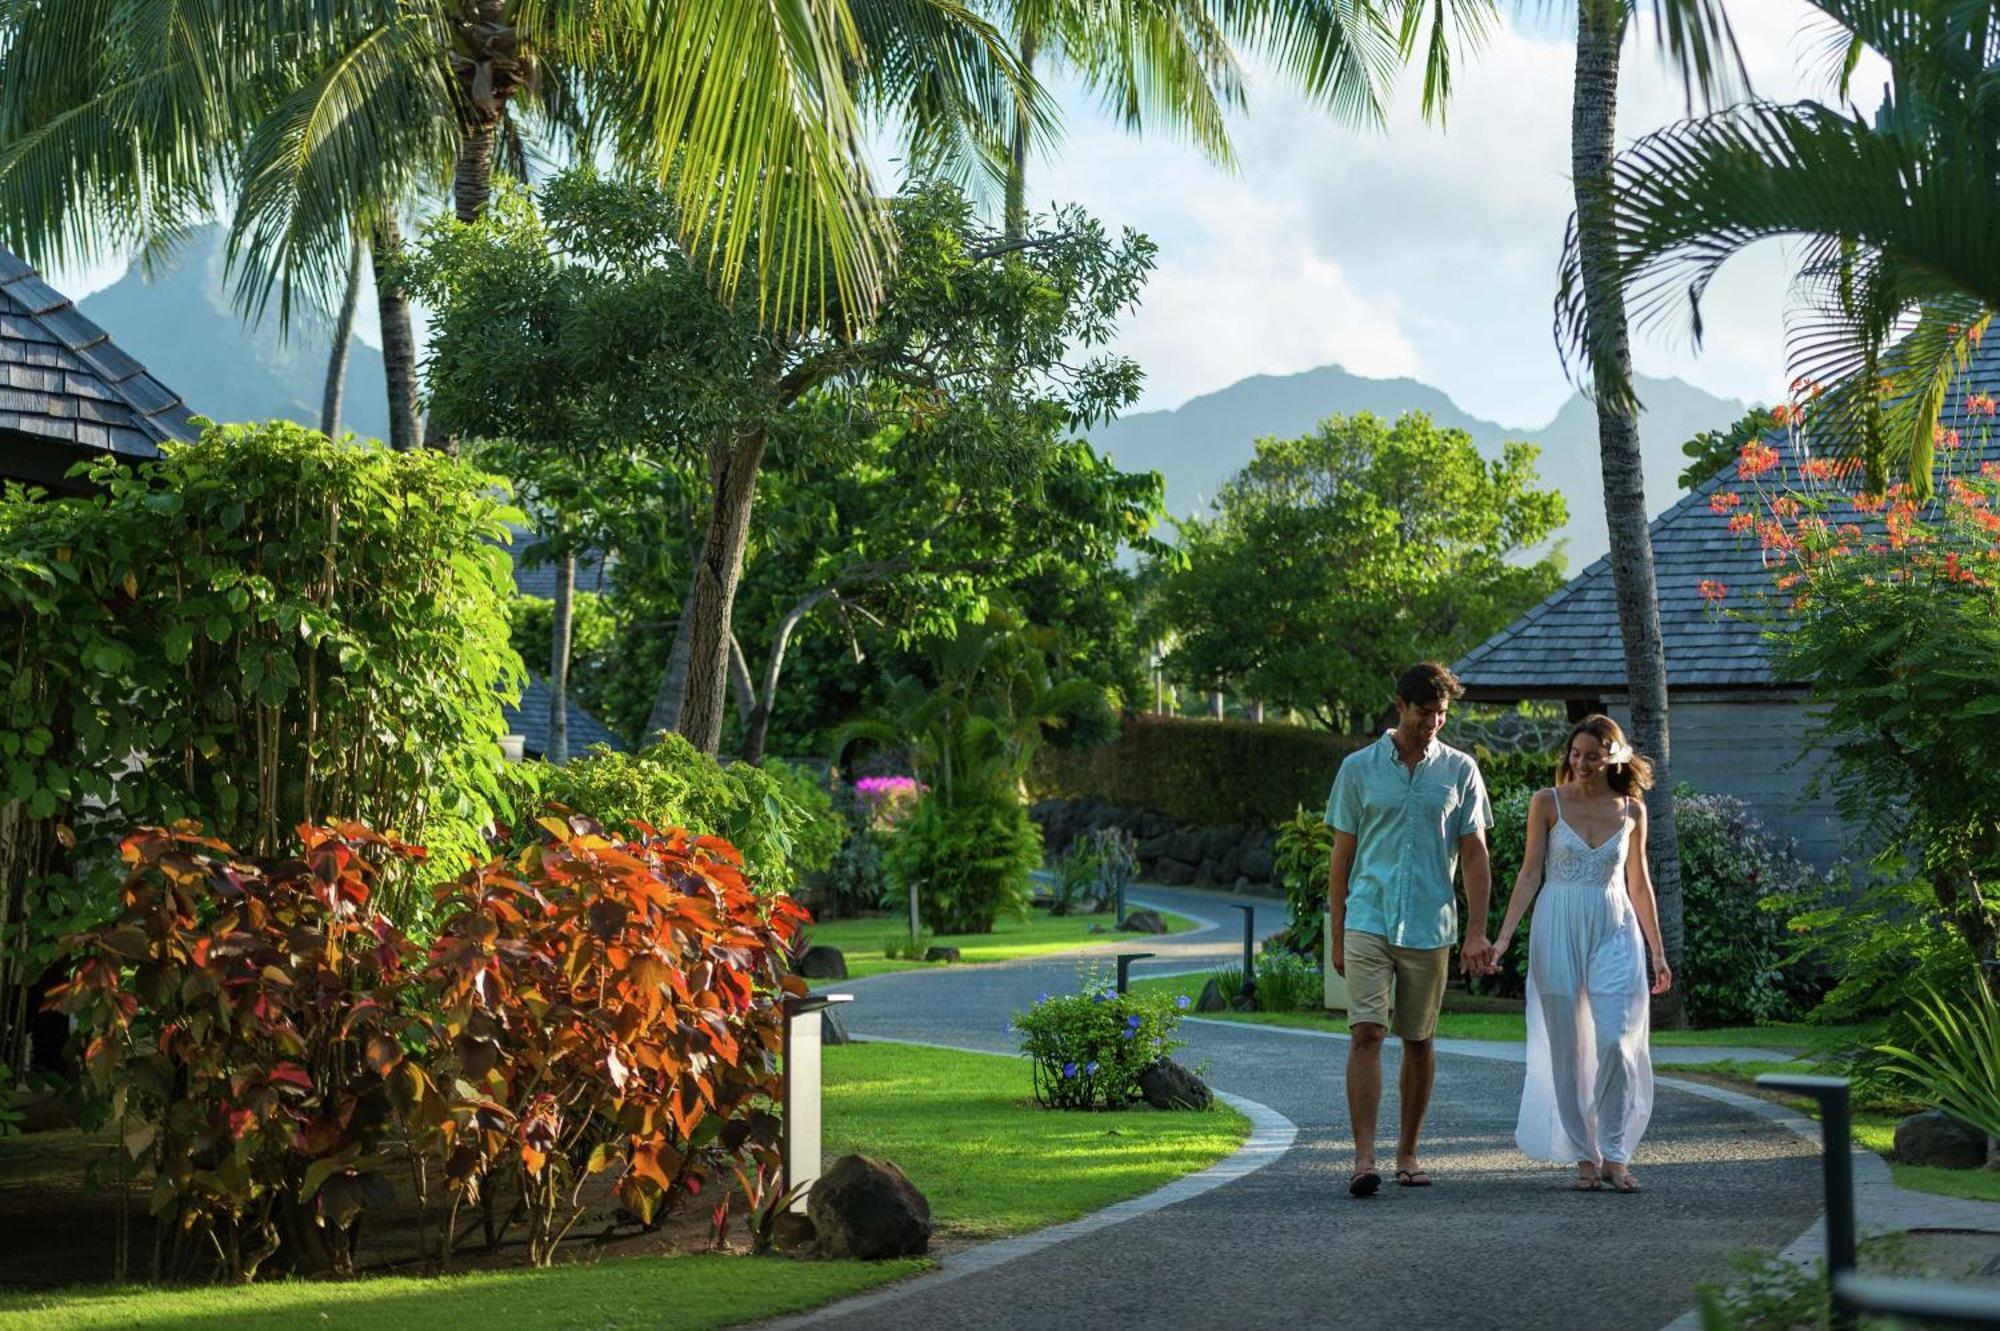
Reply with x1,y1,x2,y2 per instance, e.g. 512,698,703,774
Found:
76,226,389,441
1087,364,1750,569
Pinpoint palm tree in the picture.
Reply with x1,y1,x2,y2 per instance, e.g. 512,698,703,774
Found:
1560,0,1743,1026
1560,0,2000,500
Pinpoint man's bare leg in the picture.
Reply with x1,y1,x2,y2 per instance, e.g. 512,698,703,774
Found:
1395,1035,1436,1180
1348,1022,1386,1192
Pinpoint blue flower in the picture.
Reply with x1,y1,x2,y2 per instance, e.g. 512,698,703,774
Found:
1175,995,1192,1010
1092,990,1109,1003
1038,992,1051,1003
1062,1061,1077,1079
1085,1060,1099,1075
1121,1026,1137,1039
1126,1014,1142,1029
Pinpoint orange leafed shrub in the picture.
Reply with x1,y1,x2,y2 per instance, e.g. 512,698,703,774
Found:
53,812,810,1280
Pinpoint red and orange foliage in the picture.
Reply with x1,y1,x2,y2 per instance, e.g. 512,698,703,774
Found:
53,813,810,1281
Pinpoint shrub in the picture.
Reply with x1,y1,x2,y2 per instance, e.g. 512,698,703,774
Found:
1776,865,1974,1023
1050,827,1137,917
1879,974,2000,1143
1676,788,1820,1025
55,815,808,1280
1012,979,1190,1109
852,776,922,830
501,735,832,893
764,759,844,879
1273,807,1336,955
53,823,431,1282
1476,785,1539,998
1029,713,1366,828
1252,948,1324,1013
882,788,1042,934
0,422,520,1067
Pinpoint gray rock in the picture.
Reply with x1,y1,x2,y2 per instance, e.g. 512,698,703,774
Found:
1237,846,1276,882
1138,811,1171,839
1230,992,1259,1012
1137,832,1175,860
923,946,961,963
771,1211,817,1252
1152,858,1197,886
1167,829,1205,863
811,1155,932,1260
821,1007,852,1046
1138,1059,1213,1111
1894,1109,1987,1169
1196,978,1228,1013
1120,908,1169,934
795,945,848,980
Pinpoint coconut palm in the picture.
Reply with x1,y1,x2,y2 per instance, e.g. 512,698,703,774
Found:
1560,0,1999,501
1558,0,1746,1026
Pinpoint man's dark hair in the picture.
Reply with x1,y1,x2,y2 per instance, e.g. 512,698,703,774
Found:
1396,661,1464,705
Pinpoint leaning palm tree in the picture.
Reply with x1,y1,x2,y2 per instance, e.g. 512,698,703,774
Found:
1560,0,2000,501
1558,0,1745,1026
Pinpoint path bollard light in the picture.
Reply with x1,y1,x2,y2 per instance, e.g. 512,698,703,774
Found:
1234,904,1256,1000
1114,952,1154,994
1759,1072,2000,1330
782,993,854,1213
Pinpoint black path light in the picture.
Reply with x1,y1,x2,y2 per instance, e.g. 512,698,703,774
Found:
1234,904,1256,1001
781,992,854,1213
1114,952,1155,994
1758,1073,2000,1330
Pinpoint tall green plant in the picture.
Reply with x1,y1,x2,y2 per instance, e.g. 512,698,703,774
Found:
1880,977,2000,1143
0,421,520,1073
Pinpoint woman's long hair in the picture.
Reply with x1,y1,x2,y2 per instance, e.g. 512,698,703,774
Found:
1556,714,1655,796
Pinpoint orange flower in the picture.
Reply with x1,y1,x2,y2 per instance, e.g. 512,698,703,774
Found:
1738,441,1781,479
1709,491,1744,515
1934,424,1962,449
1771,403,1796,427
1697,579,1727,604
1727,511,1756,534
1770,495,1801,519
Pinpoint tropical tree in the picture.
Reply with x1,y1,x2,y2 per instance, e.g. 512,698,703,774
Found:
1151,411,1568,731
1562,0,2000,502
1556,0,1744,1025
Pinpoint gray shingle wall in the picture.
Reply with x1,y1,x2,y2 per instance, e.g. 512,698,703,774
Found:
1458,340,2000,694
0,247,200,465
503,673,628,759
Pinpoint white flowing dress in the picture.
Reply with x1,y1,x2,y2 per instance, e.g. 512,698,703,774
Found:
1516,789,1654,1166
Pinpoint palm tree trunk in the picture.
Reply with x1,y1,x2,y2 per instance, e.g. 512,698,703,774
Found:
548,545,575,764
370,218,423,452
1003,29,1038,242
1573,0,1686,1026
454,120,500,224
644,563,701,740
678,433,768,754
320,235,364,438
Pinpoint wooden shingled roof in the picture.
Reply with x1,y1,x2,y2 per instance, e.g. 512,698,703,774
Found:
0,246,200,488
1455,340,2000,699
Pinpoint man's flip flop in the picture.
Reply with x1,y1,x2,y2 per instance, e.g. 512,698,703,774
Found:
1395,1169,1432,1187
1348,1171,1382,1198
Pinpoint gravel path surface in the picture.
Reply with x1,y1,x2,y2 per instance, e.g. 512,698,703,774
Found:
803,886,1823,1331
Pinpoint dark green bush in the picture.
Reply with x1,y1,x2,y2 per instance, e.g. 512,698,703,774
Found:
1273,807,1336,955
1011,981,1190,1109
1775,862,1971,1024
1029,713,1366,827
1676,788,1821,1024
882,788,1042,934
0,420,519,1041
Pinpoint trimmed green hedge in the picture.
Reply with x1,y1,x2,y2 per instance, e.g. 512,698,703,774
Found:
1030,714,1366,827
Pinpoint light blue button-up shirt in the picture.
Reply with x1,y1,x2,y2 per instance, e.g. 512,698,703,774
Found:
1325,732,1492,950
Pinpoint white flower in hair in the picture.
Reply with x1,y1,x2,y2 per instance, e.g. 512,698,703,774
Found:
1605,739,1634,767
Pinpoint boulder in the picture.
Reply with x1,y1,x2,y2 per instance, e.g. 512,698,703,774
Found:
1138,1059,1214,1111
821,1007,852,1047
1119,909,1169,935
923,946,962,964
1167,829,1205,864
1138,811,1171,840
1894,1109,1987,1169
1230,992,1259,1012
1237,846,1276,883
810,1155,932,1260
771,1211,817,1253
1151,858,1197,886
1137,832,1176,861
795,946,848,980
1196,978,1228,1013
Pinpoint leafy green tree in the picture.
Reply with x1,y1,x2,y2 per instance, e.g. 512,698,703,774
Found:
406,169,1154,756
1152,411,1566,732
1677,405,1780,491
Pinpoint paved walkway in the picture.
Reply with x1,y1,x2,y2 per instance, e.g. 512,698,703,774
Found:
789,886,1960,1330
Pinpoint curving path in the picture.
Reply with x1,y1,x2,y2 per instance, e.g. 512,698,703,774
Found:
797,886,1823,1331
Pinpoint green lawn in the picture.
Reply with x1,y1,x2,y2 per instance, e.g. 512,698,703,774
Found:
808,909,1195,979
0,1041,1247,1329
1124,975,1875,1052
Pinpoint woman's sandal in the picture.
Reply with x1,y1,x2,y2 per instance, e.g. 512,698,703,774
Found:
1573,1164,1602,1191
1605,1169,1641,1194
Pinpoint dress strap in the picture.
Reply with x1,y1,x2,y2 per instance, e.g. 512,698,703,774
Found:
1551,786,1563,822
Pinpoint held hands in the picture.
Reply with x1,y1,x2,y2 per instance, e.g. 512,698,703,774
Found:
1485,935,1510,976
1458,934,1494,977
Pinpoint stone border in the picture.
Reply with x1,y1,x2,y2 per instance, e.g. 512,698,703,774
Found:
753,1037,1296,1329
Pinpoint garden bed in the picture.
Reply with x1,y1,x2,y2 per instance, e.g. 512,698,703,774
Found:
807,910,1196,979
0,1042,1248,1327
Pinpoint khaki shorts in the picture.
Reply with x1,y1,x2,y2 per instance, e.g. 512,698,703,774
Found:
1345,931,1450,1042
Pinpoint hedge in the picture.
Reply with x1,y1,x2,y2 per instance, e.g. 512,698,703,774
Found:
1029,713,1367,828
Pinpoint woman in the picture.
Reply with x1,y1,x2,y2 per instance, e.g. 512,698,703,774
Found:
1487,715,1673,1192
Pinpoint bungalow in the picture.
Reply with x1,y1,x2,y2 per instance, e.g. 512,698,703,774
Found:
1,245,621,760
1453,341,2000,868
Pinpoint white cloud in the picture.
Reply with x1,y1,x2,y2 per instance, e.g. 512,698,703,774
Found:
1029,0,1890,425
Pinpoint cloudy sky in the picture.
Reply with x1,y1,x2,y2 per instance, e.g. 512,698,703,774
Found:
1008,0,1887,426
46,2,1885,430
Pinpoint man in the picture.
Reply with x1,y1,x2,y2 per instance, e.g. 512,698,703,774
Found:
1326,661,1493,1196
